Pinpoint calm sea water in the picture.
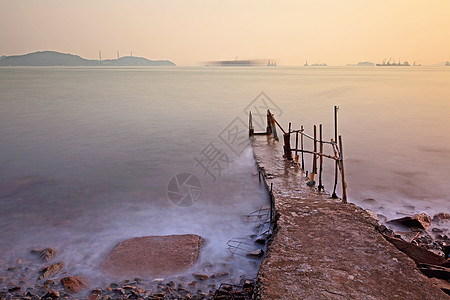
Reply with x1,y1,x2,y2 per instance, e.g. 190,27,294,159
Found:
0,66,449,284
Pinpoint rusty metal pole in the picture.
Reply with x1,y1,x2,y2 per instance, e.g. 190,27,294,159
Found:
295,131,299,163
332,106,339,198
318,124,324,191
339,135,347,203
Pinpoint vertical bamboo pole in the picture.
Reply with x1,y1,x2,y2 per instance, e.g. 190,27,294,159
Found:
332,106,339,198
339,135,347,203
301,125,305,170
318,124,324,191
311,125,317,183
249,111,254,136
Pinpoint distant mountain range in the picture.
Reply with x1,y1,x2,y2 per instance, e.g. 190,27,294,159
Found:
0,51,176,66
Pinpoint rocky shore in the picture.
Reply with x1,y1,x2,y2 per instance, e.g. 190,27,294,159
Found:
0,243,257,300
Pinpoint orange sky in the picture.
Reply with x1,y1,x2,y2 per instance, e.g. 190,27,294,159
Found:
1,0,449,65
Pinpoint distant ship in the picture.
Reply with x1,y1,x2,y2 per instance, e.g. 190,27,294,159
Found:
304,61,308,66
445,61,450,66
347,61,374,66
267,60,277,66
376,58,410,66
311,62,327,66
413,61,421,66
208,57,263,66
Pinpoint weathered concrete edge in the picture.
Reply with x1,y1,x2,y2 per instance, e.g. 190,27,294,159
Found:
250,135,448,299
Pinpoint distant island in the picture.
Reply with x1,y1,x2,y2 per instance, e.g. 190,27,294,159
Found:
0,51,176,66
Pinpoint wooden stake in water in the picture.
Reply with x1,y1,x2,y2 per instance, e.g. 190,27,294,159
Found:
318,124,324,191
301,125,305,170
295,131,299,163
332,106,339,198
311,125,317,183
339,135,347,203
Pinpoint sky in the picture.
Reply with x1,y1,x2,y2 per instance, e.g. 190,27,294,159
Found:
1,0,449,66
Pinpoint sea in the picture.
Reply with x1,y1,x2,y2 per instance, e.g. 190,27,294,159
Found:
0,66,449,286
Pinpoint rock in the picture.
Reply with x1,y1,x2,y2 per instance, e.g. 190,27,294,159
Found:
432,228,444,233
396,231,420,243
417,263,450,280
38,262,63,280
375,225,394,237
433,213,450,223
246,249,264,257
192,273,208,281
91,288,102,295
16,258,23,265
388,213,431,230
31,248,56,262
43,289,60,299
88,294,99,300
122,285,136,290
383,235,448,266
210,272,229,278
102,234,204,277
60,276,88,293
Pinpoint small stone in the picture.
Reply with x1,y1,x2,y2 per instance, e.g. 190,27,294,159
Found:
17,258,23,265
31,248,56,262
210,272,229,278
166,281,175,287
432,228,444,233
38,262,63,280
246,249,264,257
113,288,125,294
43,280,55,287
60,276,88,293
433,213,450,223
193,273,208,281
188,281,197,286
91,288,102,295
88,294,99,300
122,285,136,290
152,278,164,282
7,267,17,272
43,289,60,299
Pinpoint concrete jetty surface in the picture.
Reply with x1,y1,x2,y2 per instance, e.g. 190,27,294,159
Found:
252,135,448,299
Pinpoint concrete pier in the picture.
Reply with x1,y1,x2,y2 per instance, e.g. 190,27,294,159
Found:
252,135,448,299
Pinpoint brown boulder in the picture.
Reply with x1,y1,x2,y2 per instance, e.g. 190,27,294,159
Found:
389,213,431,230
60,276,88,293
102,234,204,277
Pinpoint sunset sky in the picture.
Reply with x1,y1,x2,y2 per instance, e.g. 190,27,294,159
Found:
1,0,449,66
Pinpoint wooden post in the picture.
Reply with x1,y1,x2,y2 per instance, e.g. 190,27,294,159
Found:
332,106,339,198
249,111,254,136
266,110,272,135
311,125,317,183
318,124,324,191
339,135,347,203
295,131,299,163
283,133,292,160
301,125,305,170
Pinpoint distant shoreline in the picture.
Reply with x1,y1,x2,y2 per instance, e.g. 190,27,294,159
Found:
0,51,176,67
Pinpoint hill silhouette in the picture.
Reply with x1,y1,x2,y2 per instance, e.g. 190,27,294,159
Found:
0,51,176,66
